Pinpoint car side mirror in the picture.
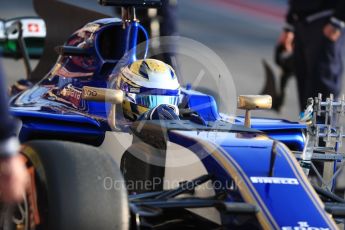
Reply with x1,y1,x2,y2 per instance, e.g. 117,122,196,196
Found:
82,86,124,104
237,95,272,128
82,86,124,130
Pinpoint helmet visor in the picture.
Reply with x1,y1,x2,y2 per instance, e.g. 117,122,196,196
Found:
127,93,180,109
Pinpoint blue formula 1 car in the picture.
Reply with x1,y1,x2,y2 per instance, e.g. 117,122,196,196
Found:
2,0,344,230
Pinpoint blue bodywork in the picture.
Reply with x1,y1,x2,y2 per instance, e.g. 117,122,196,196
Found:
10,18,330,229
169,130,334,229
11,82,305,150
10,18,305,150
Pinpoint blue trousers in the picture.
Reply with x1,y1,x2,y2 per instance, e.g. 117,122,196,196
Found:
294,18,345,111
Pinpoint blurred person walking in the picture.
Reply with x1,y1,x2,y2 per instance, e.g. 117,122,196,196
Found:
279,0,345,111
0,66,28,203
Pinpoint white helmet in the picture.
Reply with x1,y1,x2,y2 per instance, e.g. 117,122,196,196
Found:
115,59,180,120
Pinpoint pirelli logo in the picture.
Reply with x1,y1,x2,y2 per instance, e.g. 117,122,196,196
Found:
250,177,299,185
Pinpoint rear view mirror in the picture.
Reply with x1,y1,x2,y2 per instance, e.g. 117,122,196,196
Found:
82,86,124,131
237,95,272,128
237,95,272,110
82,86,124,104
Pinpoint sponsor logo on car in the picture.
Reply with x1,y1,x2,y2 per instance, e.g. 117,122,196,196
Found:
282,221,329,230
250,177,299,185
44,84,84,109
28,23,40,33
61,84,82,107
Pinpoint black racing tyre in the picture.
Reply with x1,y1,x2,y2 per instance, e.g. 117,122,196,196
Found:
1,140,129,230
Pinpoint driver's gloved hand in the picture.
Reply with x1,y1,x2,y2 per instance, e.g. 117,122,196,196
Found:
139,104,180,120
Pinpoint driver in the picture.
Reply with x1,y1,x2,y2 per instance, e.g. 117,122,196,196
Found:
115,59,180,121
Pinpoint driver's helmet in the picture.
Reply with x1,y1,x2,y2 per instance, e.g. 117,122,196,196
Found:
115,59,180,120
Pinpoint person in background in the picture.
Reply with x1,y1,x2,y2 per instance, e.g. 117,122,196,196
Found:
0,67,28,203
279,0,345,111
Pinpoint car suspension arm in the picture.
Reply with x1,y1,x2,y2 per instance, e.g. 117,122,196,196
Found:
132,198,258,215
154,174,213,199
